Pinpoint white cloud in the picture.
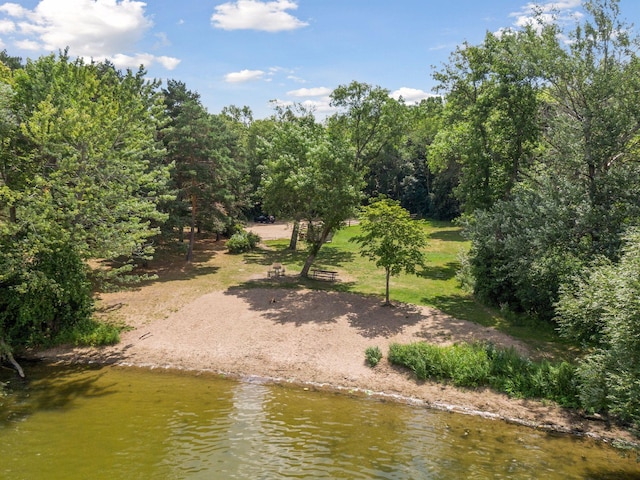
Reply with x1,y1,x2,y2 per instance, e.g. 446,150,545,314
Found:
287,86,331,97
110,52,181,71
390,87,436,103
0,18,14,33
211,0,308,32
0,0,180,71
225,69,266,83
0,3,29,17
156,56,181,70
15,38,40,50
510,0,582,31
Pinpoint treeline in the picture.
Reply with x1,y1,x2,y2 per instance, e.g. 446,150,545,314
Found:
0,0,639,428
431,0,640,428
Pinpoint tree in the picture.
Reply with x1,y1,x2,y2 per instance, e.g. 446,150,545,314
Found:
162,80,241,260
258,105,320,250
555,228,640,428
260,114,363,275
328,81,406,193
429,28,541,213
452,0,640,318
350,198,428,306
0,53,171,363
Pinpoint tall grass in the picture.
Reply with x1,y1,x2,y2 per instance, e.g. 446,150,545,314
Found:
388,341,579,407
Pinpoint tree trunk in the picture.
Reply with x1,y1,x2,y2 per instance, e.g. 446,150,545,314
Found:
9,205,16,223
0,338,24,378
300,224,332,277
384,268,392,306
288,220,300,250
186,194,197,262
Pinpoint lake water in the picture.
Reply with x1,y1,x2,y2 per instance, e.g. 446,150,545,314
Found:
1,363,638,479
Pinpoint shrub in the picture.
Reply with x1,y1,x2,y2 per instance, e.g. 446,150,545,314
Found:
226,232,261,254
54,318,122,347
365,346,383,367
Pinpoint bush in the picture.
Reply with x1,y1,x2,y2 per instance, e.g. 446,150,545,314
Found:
226,231,261,254
365,346,383,367
54,318,122,347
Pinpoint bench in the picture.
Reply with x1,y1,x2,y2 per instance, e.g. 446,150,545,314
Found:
311,269,338,281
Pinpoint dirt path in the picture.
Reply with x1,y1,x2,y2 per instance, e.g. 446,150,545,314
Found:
34,222,637,444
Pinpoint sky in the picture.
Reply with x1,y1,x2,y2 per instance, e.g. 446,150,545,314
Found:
0,0,638,119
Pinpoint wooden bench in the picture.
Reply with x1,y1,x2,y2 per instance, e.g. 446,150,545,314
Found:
311,269,338,281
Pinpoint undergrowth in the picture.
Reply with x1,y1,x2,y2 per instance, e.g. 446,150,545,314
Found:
388,341,579,408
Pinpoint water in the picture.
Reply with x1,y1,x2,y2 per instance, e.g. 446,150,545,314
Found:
1,363,638,479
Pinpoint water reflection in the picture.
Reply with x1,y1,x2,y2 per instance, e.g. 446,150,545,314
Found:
1,364,639,479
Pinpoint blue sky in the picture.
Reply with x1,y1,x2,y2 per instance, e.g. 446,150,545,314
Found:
0,0,638,118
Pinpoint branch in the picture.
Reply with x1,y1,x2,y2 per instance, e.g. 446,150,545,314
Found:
0,338,25,378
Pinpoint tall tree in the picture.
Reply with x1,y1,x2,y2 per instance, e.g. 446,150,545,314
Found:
259,105,321,250
328,81,406,193
429,29,541,213
162,80,239,260
260,113,363,275
0,53,171,360
452,1,640,318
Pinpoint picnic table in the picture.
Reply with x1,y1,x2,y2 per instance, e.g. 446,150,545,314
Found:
267,263,285,278
310,268,338,281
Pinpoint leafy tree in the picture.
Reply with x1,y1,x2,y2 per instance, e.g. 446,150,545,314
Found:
259,105,322,250
260,112,363,275
454,0,640,318
0,53,170,361
350,198,428,306
429,28,541,213
534,0,640,258
555,228,640,428
328,81,406,194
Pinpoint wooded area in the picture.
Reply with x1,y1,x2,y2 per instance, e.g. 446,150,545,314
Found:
1,0,639,429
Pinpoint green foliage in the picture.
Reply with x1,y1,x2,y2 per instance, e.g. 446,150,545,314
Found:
226,231,261,254
350,198,428,304
430,28,541,213
0,242,93,347
0,53,171,353
364,346,382,367
556,228,640,427
161,80,246,260
53,317,122,347
259,107,364,275
388,341,578,406
460,173,587,319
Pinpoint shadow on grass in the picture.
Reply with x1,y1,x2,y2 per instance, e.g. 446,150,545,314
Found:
98,236,225,290
225,283,426,338
427,228,466,242
242,244,356,269
425,293,497,328
417,261,458,281
425,293,576,360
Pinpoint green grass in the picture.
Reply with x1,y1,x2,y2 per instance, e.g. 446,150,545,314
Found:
387,341,579,407
239,221,571,357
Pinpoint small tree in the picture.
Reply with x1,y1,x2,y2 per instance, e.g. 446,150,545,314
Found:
351,198,428,306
